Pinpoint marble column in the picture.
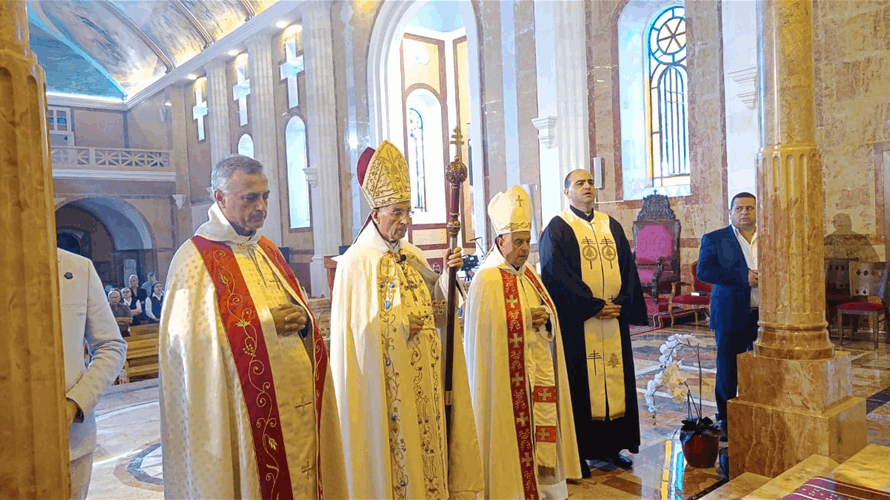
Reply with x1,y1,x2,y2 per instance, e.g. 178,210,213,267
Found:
728,0,866,478
554,0,589,208
303,2,342,297
247,34,284,246
0,1,70,497
206,60,232,167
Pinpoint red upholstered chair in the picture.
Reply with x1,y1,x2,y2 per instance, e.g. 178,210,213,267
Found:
632,193,681,298
837,261,889,350
668,261,711,325
825,258,855,332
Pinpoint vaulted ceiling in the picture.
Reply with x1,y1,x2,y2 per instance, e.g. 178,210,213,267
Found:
27,0,280,99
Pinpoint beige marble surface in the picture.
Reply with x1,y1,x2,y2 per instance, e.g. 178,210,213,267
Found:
827,444,890,492
743,454,839,500
737,351,853,412
729,392,866,477
700,472,770,500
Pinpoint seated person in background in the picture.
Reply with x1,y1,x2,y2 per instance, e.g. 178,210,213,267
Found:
107,289,133,337
141,271,157,298
120,287,144,326
144,281,165,323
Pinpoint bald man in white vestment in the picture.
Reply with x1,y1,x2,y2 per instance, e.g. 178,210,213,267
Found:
464,186,581,499
159,155,347,500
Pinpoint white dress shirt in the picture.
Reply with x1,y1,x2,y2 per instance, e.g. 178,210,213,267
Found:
732,225,759,308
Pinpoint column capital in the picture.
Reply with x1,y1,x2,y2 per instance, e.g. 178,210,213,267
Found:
205,59,227,73
245,31,270,50
304,167,319,188
300,1,330,20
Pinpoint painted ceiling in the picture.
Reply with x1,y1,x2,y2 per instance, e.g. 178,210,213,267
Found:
27,0,279,99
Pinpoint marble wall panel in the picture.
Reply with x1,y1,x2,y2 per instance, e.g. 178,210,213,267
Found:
126,90,173,151
185,80,212,204
72,109,126,148
814,0,890,260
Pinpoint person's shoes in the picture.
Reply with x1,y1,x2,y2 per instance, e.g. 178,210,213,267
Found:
609,453,633,469
580,459,591,478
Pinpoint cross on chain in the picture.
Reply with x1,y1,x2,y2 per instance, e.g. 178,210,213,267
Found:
192,86,207,141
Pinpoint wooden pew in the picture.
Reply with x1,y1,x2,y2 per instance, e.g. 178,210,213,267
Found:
118,323,159,383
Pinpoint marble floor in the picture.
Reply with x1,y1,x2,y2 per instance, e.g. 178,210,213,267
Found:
85,322,890,499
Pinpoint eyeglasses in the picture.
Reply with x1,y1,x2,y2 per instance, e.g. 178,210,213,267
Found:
384,208,415,221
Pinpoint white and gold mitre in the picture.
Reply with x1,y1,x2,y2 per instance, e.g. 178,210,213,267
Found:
488,185,532,235
356,140,411,208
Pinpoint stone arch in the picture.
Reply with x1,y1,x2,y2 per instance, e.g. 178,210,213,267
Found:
366,0,487,246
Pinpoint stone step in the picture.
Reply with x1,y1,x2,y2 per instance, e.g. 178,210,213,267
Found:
743,454,840,499
700,472,770,500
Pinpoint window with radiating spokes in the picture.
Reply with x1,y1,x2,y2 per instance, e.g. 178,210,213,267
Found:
647,5,689,188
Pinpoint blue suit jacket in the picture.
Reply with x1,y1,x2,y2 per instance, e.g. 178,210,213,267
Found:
697,226,752,332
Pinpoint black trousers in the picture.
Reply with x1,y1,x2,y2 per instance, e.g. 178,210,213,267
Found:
714,309,759,424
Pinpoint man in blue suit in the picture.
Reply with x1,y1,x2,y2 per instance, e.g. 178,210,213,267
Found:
697,192,759,439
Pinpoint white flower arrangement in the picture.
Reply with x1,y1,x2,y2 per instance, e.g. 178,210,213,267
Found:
644,334,716,434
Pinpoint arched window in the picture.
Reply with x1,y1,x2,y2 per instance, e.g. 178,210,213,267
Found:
238,134,254,158
407,108,427,211
286,116,310,229
647,5,689,187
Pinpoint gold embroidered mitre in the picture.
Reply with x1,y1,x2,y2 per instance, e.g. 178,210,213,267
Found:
488,185,532,235
357,140,411,208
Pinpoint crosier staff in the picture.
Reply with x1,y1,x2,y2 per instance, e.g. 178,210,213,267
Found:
443,126,467,437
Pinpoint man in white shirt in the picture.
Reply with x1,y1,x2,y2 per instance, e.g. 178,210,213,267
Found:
697,192,759,440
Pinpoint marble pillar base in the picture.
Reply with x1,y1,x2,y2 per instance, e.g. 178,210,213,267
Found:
728,351,867,478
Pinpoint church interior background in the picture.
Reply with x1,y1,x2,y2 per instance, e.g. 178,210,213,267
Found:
4,0,890,498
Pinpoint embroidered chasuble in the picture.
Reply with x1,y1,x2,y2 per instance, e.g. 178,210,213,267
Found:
463,248,581,500
330,222,483,500
159,203,347,500
558,208,625,419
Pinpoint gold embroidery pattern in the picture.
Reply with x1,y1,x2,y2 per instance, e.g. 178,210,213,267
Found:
362,141,412,208
397,257,446,498
378,254,409,499
205,247,286,496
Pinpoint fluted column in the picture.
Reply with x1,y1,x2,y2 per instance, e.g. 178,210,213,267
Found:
754,0,833,360
247,34,284,245
0,1,70,497
303,2,342,297
728,0,865,478
554,0,589,208
206,60,232,167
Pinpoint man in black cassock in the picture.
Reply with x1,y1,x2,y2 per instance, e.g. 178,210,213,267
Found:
539,169,647,476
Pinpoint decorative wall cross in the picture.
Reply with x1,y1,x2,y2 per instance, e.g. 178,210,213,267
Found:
192,86,207,141
233,58,251,126
279,38,304,109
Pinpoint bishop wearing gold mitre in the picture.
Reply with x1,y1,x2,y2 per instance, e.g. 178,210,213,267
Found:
464,185,581,499
329,140,483,500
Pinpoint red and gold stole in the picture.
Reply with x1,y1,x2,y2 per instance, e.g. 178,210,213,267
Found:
523,268,558,458
500,268,540,500
192,236,328,500
258,237,329,500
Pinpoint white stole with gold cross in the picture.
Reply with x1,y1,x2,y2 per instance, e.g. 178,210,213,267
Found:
558,208,625,419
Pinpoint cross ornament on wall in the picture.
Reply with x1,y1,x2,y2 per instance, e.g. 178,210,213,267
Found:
233,59,251,126
279,38,304,109
193,86,208,141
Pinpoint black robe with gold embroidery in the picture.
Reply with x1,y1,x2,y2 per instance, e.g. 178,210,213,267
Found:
539,208,647,457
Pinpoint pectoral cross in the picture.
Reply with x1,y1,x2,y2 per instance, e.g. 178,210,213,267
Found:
192,86,207,141
587,350,603,375
279,38,304,108
233,59,251,126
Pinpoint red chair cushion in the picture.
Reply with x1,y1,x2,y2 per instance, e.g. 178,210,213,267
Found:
638,269,659,283
672,295,709,306
645,297,670,314
837,302,885,312
635,225,675,264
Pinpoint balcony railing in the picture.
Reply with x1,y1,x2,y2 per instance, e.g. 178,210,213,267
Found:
52,146,173,171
